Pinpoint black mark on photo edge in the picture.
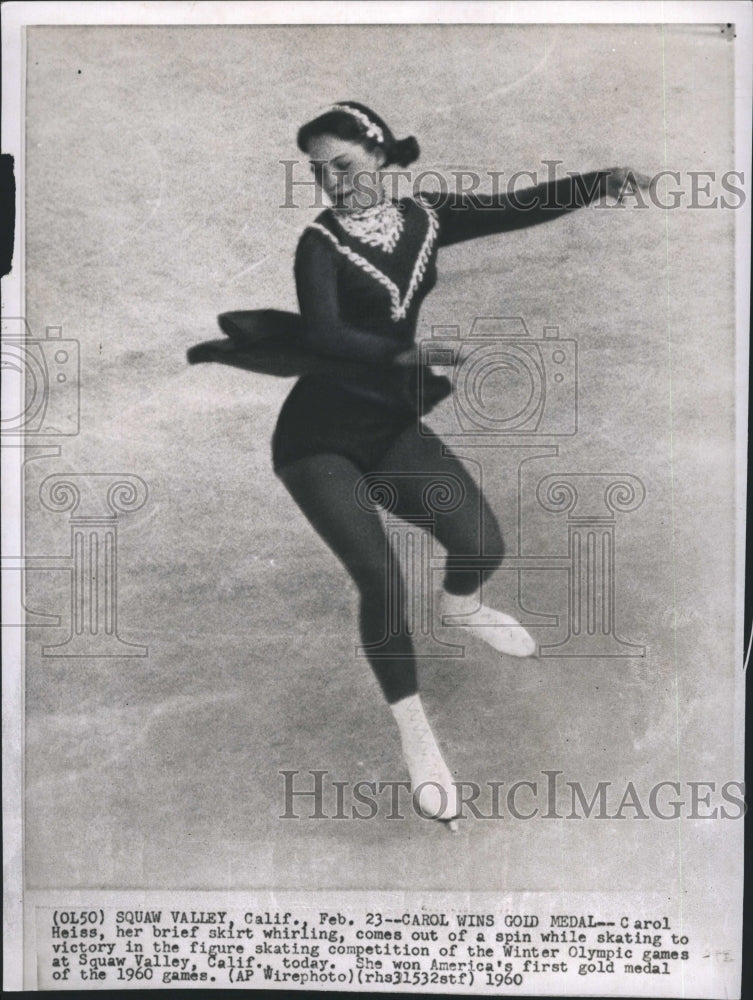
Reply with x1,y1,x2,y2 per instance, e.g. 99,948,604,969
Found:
1,153,16,276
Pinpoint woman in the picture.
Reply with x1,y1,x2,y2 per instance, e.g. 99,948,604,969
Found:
217,101,644,826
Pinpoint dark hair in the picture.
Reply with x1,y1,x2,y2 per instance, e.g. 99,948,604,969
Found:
297,101,420,168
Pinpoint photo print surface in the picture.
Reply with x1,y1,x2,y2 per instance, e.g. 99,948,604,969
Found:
2,5,748,996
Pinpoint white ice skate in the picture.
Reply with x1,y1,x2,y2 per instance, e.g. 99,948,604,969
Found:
441,591,537,658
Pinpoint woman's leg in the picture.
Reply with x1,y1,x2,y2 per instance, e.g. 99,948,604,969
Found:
276,453,415,703
277,453,458,821
376,425,536,657
376,423,504,594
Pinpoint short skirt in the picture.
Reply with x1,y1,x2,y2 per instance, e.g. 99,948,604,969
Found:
272,374,420,475
187,310,451,473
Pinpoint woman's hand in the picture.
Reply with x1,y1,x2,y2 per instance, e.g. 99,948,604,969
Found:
392,346,418,367
606,167,652,203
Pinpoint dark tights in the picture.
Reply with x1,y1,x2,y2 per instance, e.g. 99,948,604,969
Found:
276,426,504,703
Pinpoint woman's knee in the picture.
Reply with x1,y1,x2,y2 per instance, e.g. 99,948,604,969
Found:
437,495,505,563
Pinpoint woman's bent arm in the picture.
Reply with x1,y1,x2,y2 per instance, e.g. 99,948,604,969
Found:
294,229,403,365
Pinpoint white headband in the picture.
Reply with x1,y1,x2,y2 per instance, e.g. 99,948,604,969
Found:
323,104,385,145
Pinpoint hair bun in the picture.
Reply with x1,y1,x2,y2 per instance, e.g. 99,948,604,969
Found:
389,135,420,168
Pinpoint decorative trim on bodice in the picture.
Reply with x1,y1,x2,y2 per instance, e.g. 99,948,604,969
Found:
333,199,405,253
306,203,439,323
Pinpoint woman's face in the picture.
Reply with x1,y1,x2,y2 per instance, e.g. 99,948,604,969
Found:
306,134,386,211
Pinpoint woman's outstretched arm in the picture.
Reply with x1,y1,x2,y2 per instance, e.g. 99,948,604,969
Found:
426,167,648,246
294,228,402,365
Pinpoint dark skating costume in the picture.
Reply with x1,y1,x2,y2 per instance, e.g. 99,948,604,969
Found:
265,173,609,704
191,172,610,704
272,173,609,475
190,97,616,821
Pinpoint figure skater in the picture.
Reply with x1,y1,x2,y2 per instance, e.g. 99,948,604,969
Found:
194,101,647,827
